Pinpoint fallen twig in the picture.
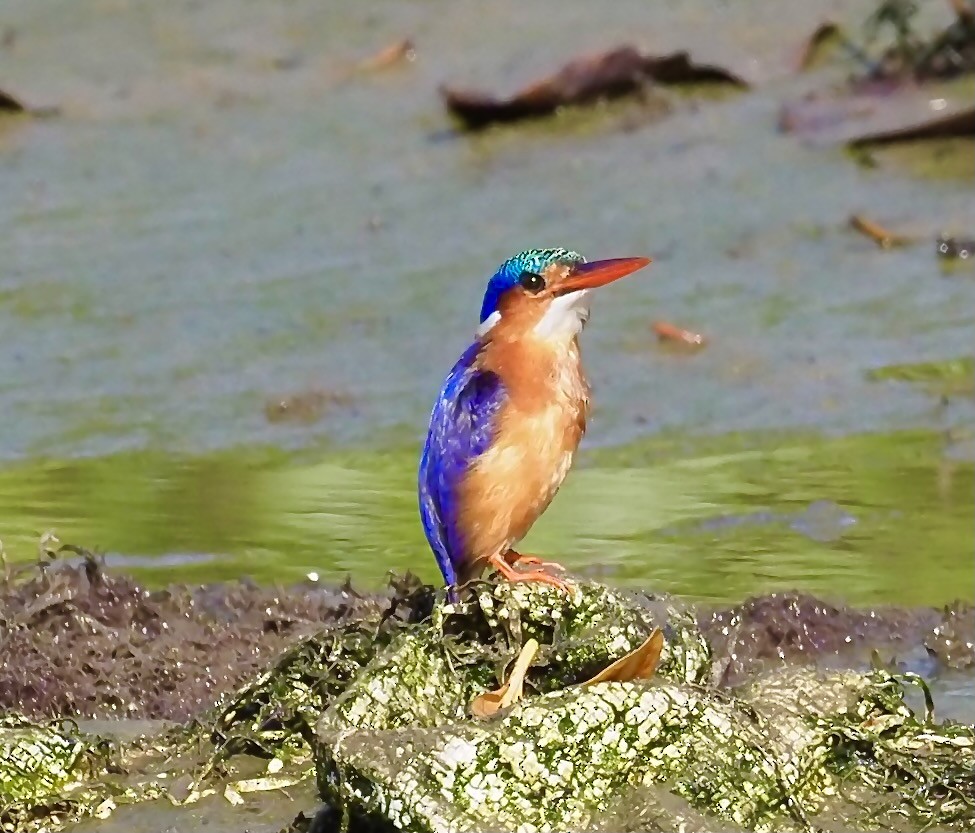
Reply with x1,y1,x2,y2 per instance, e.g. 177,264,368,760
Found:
849,214,914,248
652,321,708,349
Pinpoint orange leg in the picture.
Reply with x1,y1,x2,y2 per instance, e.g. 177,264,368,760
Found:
507,550,566,572
487,551,572,594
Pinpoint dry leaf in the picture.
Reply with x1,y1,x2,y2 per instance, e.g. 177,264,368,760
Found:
581,629,664,687
442,47,747,131
470,638,539,718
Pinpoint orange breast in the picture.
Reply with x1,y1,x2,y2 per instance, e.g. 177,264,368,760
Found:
455,337,589,581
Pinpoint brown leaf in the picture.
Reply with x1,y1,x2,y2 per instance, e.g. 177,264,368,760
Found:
442,47,748,131
470,638,538,719
581,629,664,687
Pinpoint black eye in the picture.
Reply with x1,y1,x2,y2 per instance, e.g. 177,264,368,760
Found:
519,271,546,293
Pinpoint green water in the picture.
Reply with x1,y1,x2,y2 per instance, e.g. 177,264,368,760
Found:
2,427,970,606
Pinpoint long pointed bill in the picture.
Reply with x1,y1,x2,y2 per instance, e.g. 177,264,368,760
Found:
556,257,651,294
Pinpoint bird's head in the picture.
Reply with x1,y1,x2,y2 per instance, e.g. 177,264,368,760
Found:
477,247,651,343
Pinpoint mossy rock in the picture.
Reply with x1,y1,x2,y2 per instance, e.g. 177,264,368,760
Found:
312,581,975,833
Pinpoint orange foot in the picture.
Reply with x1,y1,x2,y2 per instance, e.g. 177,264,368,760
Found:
507,551,566,572
487,552,572,594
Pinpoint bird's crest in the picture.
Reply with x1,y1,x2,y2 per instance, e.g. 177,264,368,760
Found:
479,247,584,324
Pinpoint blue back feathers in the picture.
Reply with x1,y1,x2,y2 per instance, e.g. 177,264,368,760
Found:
479,247,585,323
418,342,506,586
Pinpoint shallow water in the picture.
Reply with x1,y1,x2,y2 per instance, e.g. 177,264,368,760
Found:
1,0,973,606
1,428,970,607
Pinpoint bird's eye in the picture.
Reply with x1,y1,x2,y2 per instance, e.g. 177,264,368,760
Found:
519,271,546,293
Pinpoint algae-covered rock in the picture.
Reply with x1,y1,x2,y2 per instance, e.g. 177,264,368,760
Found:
0,715,121,833
212,619,386,761
315,669,860,832
1,716,88,806
318,581,708,741
312,581,975,833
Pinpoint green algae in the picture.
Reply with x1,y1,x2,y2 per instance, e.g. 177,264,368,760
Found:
866,137,975,181
867,355,974,396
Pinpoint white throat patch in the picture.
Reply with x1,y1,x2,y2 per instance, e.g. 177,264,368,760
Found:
476,310,502,338
474,290,592,341
532,289,591,340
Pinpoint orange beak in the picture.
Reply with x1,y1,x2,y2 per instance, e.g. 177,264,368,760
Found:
556,257,651,294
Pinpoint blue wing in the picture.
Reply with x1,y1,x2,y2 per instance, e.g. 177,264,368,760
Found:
418,341,506,587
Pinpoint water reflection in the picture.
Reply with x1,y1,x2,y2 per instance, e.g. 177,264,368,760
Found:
1,429,969,606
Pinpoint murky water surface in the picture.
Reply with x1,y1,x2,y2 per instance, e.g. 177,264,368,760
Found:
1,0,973,607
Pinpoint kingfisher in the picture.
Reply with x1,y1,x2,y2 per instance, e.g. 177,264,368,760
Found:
418,248,651,594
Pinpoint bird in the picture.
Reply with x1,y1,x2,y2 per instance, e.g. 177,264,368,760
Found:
418,247,651,594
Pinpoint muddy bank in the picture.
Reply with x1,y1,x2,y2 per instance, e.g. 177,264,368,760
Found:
0,550,387,721
1,549,971,722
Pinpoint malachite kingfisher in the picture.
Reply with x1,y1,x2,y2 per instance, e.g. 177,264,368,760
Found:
418,248,651,593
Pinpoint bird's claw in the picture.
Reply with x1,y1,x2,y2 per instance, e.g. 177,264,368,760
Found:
511,554,567,572
488,552,572,594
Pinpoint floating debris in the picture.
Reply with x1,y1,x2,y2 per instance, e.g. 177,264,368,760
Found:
652,320,708,350
441,47,748,130
0,86,26,113
848,104,975,145
780,87,975,146
356,38,416,73
782,0,975,147
788,0,975,81
848,213,915,247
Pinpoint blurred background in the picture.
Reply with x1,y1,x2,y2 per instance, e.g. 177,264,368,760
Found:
1,0,972,605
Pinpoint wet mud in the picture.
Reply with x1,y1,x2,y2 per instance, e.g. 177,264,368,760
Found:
0,551,387,721
700,591,974,686
1,551,970,723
